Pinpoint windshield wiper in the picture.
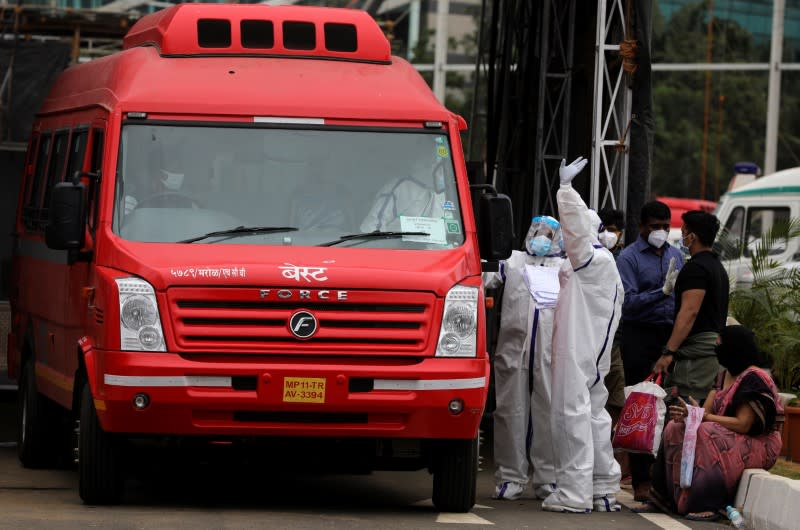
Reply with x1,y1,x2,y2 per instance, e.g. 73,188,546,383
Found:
318,231,430,247
178,226,298,244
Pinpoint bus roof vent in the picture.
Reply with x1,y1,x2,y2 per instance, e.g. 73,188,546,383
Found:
123,4,391,64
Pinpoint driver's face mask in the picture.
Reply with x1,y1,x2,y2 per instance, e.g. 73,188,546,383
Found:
161,169,185,191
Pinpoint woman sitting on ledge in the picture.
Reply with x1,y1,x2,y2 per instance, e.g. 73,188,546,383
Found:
649,325,783,521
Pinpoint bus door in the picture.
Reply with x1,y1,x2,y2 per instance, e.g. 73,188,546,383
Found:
64,122,105,387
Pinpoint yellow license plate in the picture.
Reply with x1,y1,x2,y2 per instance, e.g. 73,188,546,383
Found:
283,377,326,403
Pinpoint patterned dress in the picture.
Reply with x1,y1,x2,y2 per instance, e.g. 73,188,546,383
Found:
660,367,783,514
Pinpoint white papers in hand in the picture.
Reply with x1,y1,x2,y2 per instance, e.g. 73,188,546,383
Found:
523,264,560,308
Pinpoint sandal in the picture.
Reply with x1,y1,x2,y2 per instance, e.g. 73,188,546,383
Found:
684,511,721,522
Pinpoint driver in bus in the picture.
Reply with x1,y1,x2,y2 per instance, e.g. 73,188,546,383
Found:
123,168,195,215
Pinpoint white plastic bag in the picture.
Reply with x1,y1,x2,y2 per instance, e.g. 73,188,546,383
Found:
679,405,705,488
612,374,667,456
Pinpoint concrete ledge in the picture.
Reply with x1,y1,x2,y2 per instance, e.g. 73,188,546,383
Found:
738,469,800,530
735,468,769,508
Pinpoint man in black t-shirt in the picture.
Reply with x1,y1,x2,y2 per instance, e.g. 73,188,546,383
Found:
654,211,730,401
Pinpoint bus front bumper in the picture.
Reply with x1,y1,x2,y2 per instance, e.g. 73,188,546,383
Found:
88,350,489,440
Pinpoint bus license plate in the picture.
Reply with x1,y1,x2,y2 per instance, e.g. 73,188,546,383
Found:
283,377,326,403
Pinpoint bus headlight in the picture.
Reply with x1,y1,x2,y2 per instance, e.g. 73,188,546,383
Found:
435,285,478,357
116,277,166,352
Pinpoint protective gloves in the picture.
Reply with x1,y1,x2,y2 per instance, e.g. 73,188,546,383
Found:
559,156,588,186
662,256,679,295
124,195,138,215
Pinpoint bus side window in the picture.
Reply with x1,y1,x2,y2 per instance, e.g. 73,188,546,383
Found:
65,129,88,184
20,133,38,227
40,131,69,228
23,133,51,232
88,129,104,232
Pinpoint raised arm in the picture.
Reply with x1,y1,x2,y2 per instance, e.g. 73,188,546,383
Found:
556,185,595,271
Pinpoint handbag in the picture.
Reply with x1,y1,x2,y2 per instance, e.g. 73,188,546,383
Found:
612,373,667,456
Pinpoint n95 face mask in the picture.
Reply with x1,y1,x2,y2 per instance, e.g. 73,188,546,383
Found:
598,230,618,250
648,229,668,248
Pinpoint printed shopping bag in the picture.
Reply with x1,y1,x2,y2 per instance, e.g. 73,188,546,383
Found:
612,373,667,456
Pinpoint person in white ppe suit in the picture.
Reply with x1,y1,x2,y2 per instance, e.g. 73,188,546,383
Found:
541,157,624,513
360,154,449,232
484,216,565,500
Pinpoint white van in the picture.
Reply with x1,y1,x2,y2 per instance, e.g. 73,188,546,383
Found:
714,167,800,287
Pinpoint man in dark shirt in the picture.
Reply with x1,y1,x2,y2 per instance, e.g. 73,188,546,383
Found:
654,210,730,402
615,200,684,501
599,208,626,422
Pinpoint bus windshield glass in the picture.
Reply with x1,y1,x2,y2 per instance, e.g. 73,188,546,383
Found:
113,123,465,249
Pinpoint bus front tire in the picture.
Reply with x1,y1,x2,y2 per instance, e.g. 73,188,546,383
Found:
79,382,123,504
431,437,478,513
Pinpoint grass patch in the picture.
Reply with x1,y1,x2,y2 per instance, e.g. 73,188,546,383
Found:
770,458,800,480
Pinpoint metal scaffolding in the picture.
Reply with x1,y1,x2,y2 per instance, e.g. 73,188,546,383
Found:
0,5,134,151
532,0,575,217
590,0,632,211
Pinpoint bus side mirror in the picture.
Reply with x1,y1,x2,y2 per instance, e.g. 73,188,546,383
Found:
472,185,514,265
45,181,86,252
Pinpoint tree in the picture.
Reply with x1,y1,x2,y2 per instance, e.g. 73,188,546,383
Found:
651,1,775,200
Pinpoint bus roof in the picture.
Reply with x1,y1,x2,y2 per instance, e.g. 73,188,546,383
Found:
727,166,800,197
37,5,454,124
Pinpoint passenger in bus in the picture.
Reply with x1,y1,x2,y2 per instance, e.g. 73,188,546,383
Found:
359,158,447,232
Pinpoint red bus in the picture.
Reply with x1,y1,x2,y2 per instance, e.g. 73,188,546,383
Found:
8,4,511,510
656,196,717,227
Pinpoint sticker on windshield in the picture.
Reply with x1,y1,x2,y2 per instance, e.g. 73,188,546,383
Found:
435,136,444,144
436,145,449,159
446,220,461,234
443,211,455,219
399,216,447,245
443,200,455,210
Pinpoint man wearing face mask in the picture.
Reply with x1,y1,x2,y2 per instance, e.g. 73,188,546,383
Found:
124,168,194,215
614,201,684,500
598,208,625,257
598,209,628,480
654,211,729,403
541,157,623,513
484,216,565,500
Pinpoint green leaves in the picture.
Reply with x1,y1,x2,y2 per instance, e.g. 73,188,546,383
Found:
729,217,800,390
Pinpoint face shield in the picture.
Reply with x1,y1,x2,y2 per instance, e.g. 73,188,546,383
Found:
525,215,562,256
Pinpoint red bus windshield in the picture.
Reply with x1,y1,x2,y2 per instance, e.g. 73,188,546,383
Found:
112,123,465,249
